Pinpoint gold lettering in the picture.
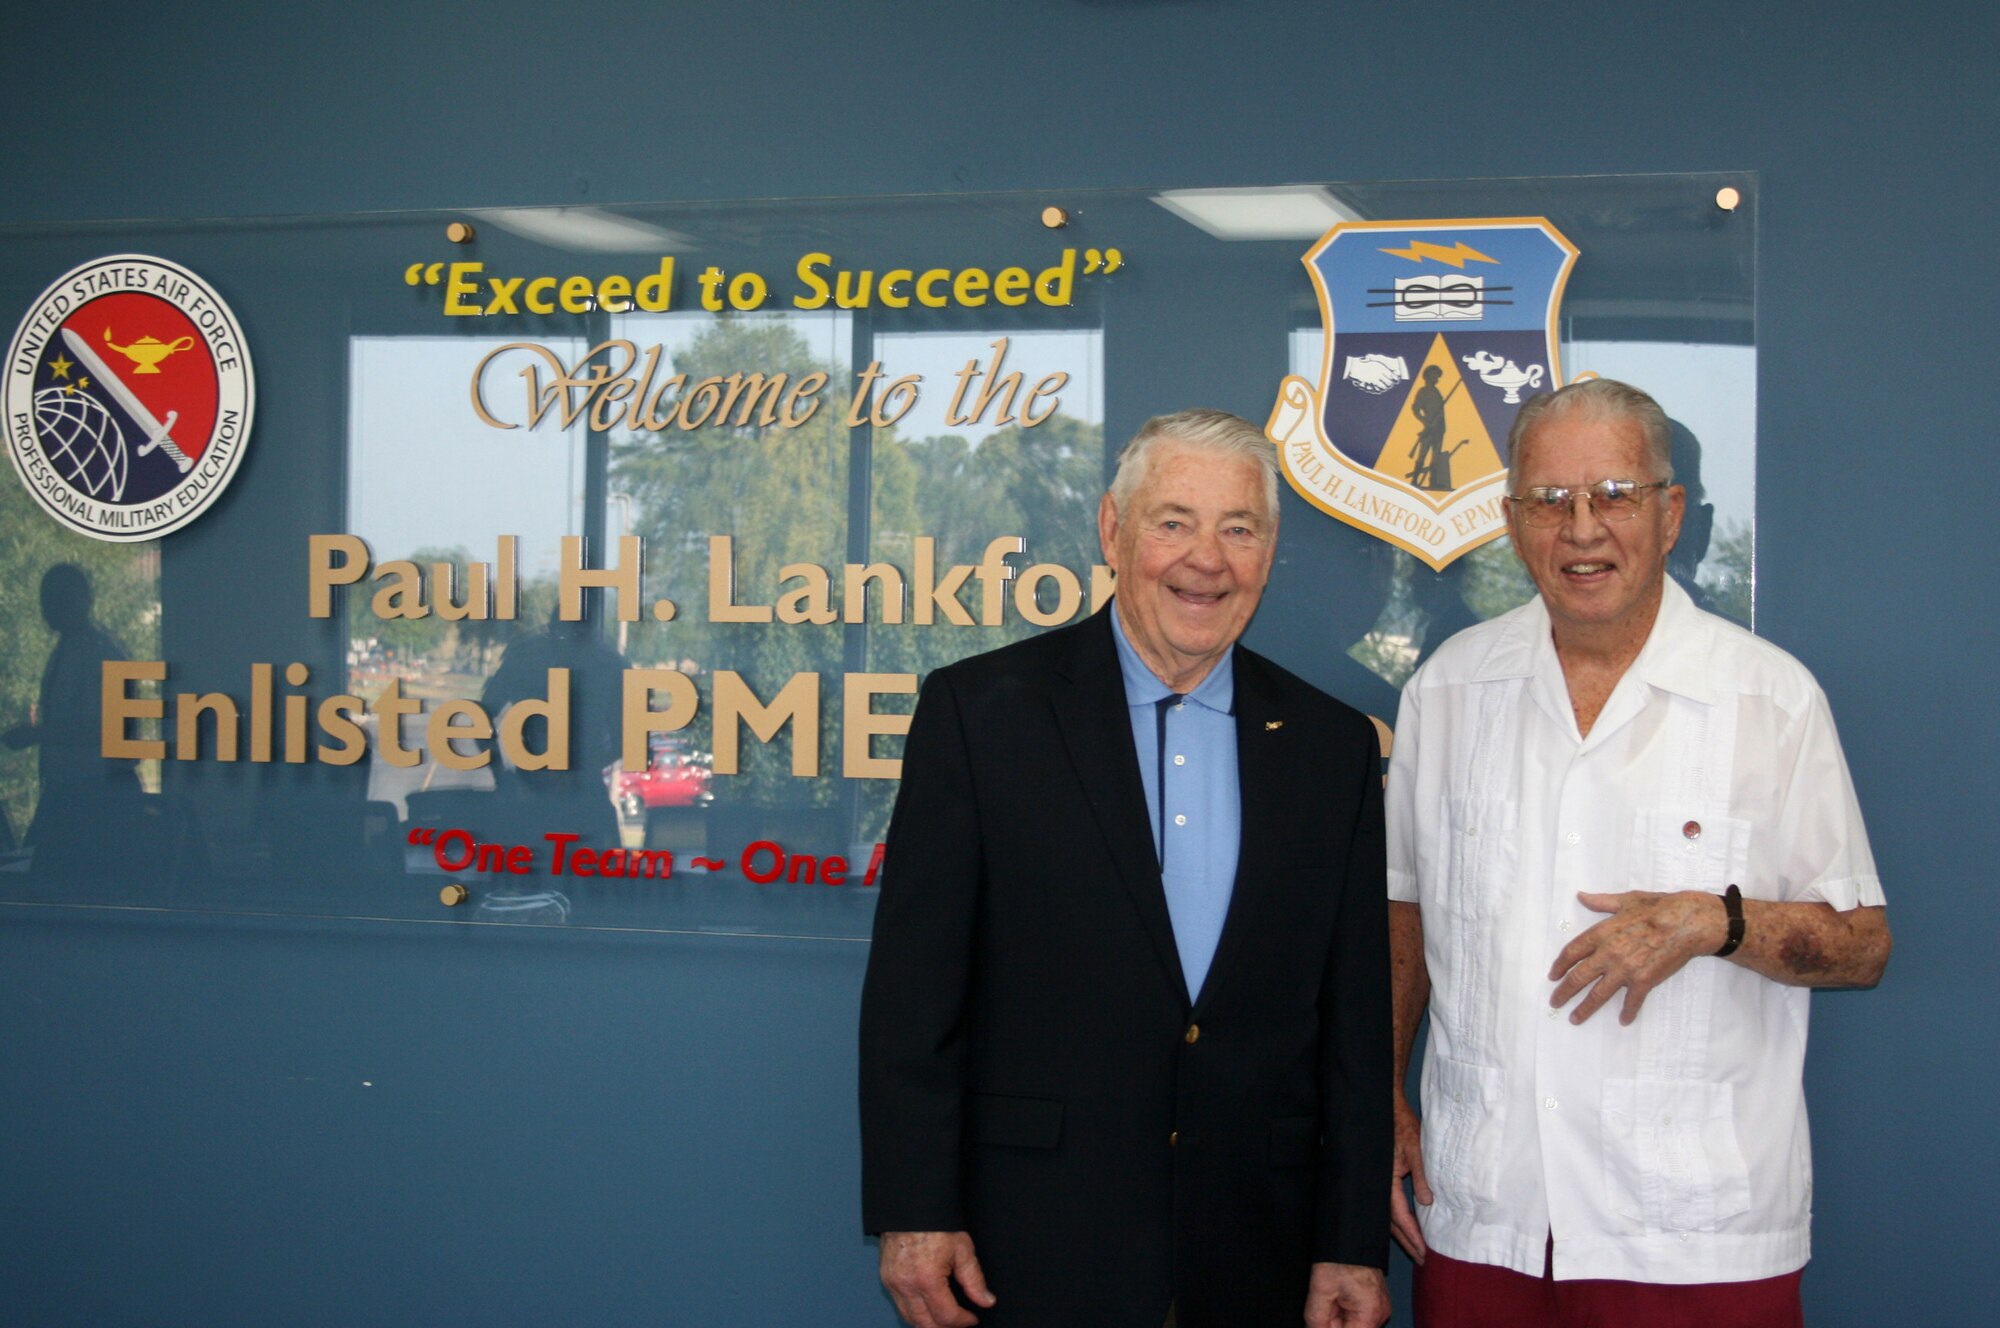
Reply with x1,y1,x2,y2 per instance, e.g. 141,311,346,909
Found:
916,269,951,308
428,700,494,771
177,692,240,762
496,669,569,770
952,268,989,306
776,563,837,625
793,252,832,309
370,561,427,620
912,537,976,626
1014,563,1083,626
707,535,772,623
308,533,370,618
317,696,368,765
559,535,641,622
101,660,166,760
443,261,484,315
992,267,1030,306
373,679,422,768
713,671,819,777
843,673,916,779
843,562,906,624
621,668,698,770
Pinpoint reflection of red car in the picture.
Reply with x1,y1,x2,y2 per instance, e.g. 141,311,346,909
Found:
606,736,714,816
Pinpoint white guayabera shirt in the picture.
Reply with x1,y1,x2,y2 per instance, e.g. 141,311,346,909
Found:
1387,580,1884,1284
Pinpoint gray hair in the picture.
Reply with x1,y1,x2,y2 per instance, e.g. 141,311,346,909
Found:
1507,378,1674,483
1110,408,1281,520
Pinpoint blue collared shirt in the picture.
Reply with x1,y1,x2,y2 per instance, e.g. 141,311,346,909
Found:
1109,605,1241,1001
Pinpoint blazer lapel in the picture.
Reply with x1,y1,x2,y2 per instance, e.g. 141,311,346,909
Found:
1051,611,1190,1008
1192,647,1286,1018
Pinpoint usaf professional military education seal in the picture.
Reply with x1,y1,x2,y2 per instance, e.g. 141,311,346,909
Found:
5,254,255,542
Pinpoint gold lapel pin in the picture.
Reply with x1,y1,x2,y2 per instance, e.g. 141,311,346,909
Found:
1265,720,1284,730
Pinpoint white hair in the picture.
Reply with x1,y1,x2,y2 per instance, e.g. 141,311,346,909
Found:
1109,408,1281,519
1508,378,1674,482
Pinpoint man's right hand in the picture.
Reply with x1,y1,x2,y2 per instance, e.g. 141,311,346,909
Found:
1390,1094,1432,1263
879,1230,996,1328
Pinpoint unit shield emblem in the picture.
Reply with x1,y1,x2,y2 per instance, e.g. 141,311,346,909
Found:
1266,218,1577,569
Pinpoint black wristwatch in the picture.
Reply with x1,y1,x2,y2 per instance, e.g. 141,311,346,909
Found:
1714,883,1745,958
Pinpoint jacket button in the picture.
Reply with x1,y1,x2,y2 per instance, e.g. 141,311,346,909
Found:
1184,1024,1201,1044
1169,1131,1179,1147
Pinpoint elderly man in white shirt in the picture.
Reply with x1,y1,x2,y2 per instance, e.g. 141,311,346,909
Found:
1385,378,1890,1328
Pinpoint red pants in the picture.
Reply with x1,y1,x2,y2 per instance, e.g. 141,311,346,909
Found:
1414,1247,1804,1328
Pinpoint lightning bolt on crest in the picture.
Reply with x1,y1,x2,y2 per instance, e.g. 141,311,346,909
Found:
1378,240,1499,268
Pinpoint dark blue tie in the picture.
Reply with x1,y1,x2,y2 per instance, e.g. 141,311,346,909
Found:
1155,694,1181,871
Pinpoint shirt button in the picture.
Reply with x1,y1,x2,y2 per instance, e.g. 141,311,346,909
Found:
1543,1097,1558,1111
1685,842,1699,855
1545,1008,1559,1019
1564,831,1581,846
1173,703,1185,712
1662,1115,1674,1125
1173,814,1187,827
1465,825,1479,838
1184,1024,1201,1044
1173,754,1186,766
1558,920,1574,933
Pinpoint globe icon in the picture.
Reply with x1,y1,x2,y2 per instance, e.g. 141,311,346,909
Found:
33,386,128,501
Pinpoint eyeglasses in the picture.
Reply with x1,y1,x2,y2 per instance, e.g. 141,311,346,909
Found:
1505,479,1669,527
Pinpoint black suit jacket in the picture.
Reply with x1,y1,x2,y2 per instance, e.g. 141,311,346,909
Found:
860,608,1391,1327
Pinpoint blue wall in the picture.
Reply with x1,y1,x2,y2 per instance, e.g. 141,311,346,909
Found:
3,2,1993,1323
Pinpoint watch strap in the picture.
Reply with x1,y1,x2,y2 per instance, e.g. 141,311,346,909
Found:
1714,883,1745,958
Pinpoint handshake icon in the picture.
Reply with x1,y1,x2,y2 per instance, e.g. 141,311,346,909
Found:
1342,354,1410,395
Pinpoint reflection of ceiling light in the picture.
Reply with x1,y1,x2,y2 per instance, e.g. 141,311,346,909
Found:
1152,186,1364,240
473,207,696,252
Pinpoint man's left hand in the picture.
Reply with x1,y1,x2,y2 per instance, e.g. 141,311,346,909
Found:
1304,1261,1390,1328
1549,890,1725,1024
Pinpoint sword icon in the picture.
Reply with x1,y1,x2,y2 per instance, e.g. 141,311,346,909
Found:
60,327,193,473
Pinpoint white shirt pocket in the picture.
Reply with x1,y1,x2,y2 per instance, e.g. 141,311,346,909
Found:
1628,808,1752,895
1601,1078,1753,1232
1420,1052,1506,1208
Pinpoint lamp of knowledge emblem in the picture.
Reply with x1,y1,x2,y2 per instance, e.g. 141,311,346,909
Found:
5,254,254,542
1266,218,1577,569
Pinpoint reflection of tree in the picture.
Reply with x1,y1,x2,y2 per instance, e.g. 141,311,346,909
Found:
0,481,160,840
612,317,849,806
1348,541,1538,691
349,545,557,704
870,411,1103,677
1701,519,1753,627
1346,517,1755,695
857,412,1104,840
1460,538,1537,624
610,316,1106,831
368,545,455,666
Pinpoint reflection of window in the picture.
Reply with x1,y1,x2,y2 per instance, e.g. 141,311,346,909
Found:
346,335,591,811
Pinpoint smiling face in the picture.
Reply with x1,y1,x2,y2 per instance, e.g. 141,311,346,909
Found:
1098,442,1276,690
1506,409,1684,650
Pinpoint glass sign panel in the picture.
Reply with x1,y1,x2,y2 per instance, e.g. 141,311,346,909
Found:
0,174,1755,935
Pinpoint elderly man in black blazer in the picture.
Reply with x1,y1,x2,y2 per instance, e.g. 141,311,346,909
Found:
860,409,1393,1328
